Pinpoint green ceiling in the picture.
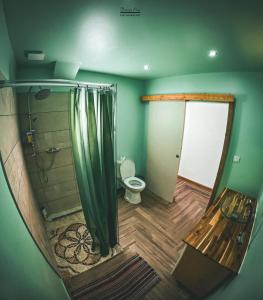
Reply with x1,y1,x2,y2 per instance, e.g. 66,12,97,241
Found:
3,0,263,79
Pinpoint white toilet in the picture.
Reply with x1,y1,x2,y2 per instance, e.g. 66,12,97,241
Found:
118,158,146,204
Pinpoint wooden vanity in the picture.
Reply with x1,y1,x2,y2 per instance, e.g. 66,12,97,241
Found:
173,188,256,298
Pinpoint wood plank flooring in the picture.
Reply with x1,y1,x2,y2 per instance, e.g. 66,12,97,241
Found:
67,177,211,299
118,177,211,299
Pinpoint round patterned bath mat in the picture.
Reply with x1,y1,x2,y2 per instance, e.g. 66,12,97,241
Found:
46,212,121,279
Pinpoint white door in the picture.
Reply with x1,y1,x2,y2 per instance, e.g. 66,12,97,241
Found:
146,101,185,202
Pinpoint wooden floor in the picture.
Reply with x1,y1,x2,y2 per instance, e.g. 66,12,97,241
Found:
67,177,211,299
119,177,211,299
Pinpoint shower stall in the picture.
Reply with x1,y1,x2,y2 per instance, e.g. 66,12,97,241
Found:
18,86,81,220
0,79,118,279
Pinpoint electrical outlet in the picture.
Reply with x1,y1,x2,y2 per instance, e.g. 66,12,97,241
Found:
233,155,241,163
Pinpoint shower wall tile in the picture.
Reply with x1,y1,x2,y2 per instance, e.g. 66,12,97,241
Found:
32,111,69,133
23,153,37,172
17,169,30,223
44,179,78,202
4,150,15,177
8,142,24,199
30,165,76,188
17,92,69,114
34,188,46,205
18,112,29,133
0,115,19,162
18,90,81,218
18,167,57,268
31,92,69,113
25,147,73,172
13,139,25,167
45,193,81,215
0,89,10,115
0,83,57,270
23,143,35,156
0,87,17,116
0,88,11,115
45,164,75,186
33,130,71,152
19,113,70,142
29,172,43,189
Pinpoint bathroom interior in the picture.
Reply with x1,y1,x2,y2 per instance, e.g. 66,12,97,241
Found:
1,0,263,300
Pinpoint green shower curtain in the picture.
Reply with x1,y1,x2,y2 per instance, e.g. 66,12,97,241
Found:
70,87,117,256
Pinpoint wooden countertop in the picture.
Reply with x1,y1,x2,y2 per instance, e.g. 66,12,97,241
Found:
184,188,256,273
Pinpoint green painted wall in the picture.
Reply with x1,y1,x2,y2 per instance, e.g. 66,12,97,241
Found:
17,66,147,176
77,70,146,176
0,3,69,299
145,72,263,299
145,72,263,198
17,63,54,79
0,160,70,300
0,0,15,79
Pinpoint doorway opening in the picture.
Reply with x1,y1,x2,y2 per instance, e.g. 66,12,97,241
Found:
144,96,233,239
173,101,229,225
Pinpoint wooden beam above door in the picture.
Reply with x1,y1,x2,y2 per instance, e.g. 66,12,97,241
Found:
141,93,234,103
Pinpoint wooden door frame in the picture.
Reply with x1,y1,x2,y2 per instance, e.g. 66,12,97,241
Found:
141,93,235,207
208,102,234,206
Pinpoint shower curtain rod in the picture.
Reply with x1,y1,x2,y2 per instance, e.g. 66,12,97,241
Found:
0,79,114,89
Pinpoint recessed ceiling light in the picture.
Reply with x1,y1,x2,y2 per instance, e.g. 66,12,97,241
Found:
144,64,149,71
208,49,218,58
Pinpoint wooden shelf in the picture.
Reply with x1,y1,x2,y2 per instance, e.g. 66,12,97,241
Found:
173,188,256,298
184,188,256,273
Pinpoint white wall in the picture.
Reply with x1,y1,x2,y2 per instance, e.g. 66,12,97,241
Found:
178,102,228,188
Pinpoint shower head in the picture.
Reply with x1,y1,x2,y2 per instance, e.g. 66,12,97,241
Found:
35,88,51,100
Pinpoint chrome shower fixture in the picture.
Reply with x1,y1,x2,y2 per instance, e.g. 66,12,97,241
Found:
46,147,61,154
35,87,51,100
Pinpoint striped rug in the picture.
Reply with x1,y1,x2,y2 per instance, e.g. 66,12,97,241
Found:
71,254,161,300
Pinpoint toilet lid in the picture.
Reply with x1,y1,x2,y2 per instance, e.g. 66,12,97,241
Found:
120,159,135,179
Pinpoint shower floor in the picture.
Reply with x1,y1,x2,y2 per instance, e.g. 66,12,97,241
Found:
45,211,121,280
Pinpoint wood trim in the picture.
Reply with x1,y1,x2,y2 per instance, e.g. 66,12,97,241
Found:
141,93,234,103
143,95,234,209
208,102,234,207
177,175,213,194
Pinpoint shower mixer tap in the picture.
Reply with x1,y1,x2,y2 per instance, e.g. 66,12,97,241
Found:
46,147,61,154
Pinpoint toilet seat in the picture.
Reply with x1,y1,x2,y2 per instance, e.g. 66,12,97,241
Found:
119,158,146,204
124,176,146,191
